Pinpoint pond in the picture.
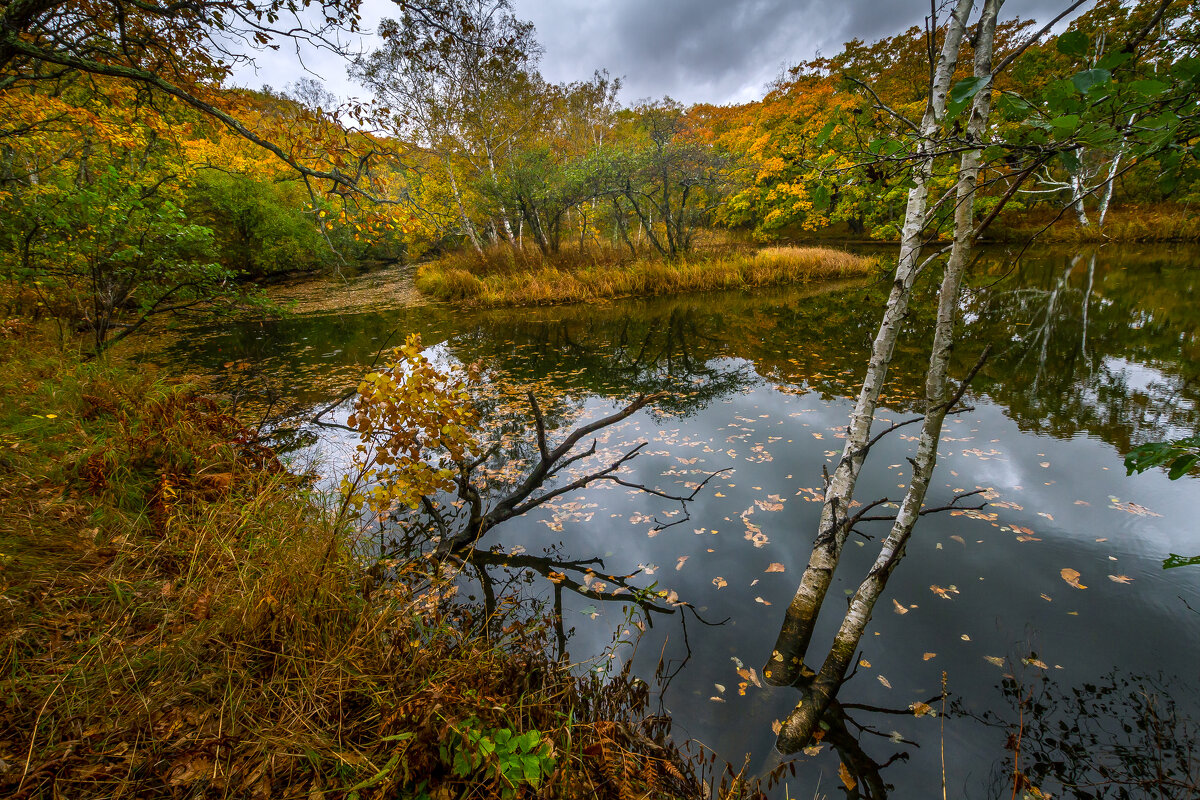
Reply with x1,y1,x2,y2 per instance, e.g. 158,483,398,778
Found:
152,243,1200,798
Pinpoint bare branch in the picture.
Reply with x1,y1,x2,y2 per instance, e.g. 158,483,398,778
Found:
846,75,921,135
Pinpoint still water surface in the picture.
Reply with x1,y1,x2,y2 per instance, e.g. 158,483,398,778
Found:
156,244,1200,798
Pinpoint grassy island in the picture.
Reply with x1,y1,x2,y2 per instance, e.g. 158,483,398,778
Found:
415,244,877,307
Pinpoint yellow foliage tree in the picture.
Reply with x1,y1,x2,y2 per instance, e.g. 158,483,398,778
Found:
343,335,481,516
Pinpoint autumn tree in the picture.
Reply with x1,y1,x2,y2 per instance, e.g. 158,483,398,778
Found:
352,0,543,251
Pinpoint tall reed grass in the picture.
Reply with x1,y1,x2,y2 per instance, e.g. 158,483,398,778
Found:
416,244,876,307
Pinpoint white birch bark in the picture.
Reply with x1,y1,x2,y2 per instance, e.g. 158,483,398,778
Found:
1081,251,1095,357
1096,113,1136,227
764,0,977,688
1070,171,1091,226
775,0,1003,752
443,154,483,254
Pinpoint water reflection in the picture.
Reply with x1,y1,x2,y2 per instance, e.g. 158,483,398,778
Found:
145,244,1200,799
971,670,1200,799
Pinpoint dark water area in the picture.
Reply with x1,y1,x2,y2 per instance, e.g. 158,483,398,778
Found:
155,244,1200,798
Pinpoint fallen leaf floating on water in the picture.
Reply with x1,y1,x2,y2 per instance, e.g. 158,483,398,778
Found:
675,556,688,571
910,701,935,717
839,762,857,792
877,675,892,689
923,652,937,661
1108,496,1163,517
984,656,1006,667
755,596,772,605
1022,657,1049,669
892,599,908,615
859,659,872,668
1060,568,1087,589
802,743,824,756
1108,574,1133,584
712,576,728,589
709,696,725,703
714,683,726,693
950,534,966,545
765,562,786,573
961,634,971,641
771,719,783,735
737,666,763,688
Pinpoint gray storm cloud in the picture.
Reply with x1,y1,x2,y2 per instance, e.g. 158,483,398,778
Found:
514,0,1085,105
234,0,1087,106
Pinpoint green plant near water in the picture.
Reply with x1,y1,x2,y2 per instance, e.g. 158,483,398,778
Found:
1126,434,1200,570
439,717,557,797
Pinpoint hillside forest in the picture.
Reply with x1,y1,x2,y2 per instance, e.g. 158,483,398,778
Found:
2,1,1200,799
2,0,1198,350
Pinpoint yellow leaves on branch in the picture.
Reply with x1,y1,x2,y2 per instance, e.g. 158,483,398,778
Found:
344,334,481,513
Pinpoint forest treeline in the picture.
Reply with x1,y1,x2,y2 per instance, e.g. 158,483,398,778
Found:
1,0,1197,349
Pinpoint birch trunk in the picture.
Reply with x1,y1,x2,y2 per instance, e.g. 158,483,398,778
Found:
1070,171,1091,226
775,0,1003,752
1096,113,1135,227
485,142,516,241
443,155,483,255
763,0,977,688
1081,251,1095,357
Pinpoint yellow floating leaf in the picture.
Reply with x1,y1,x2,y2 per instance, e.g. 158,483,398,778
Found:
839,762,857,791
765,562,786,573
910,701,935,717
1060,568,1087,589
922,652,937,661
892,598,908,614
877,675,892,689
1108,574,1133,584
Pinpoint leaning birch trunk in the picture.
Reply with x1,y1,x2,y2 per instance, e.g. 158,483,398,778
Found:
775,0,1002,752
1070,171,1091,227
1096,113,1136,227
485,142,516,241
443,154,483,255
763,0,977,688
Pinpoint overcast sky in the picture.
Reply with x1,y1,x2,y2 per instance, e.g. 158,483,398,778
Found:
235,0,1090,107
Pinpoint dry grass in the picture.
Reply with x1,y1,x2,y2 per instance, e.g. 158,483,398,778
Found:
0,328,714,799
990,205,1200,243
416,244,876,307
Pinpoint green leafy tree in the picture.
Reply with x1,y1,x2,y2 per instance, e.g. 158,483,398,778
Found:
4,165,238,354
188,171,334,277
